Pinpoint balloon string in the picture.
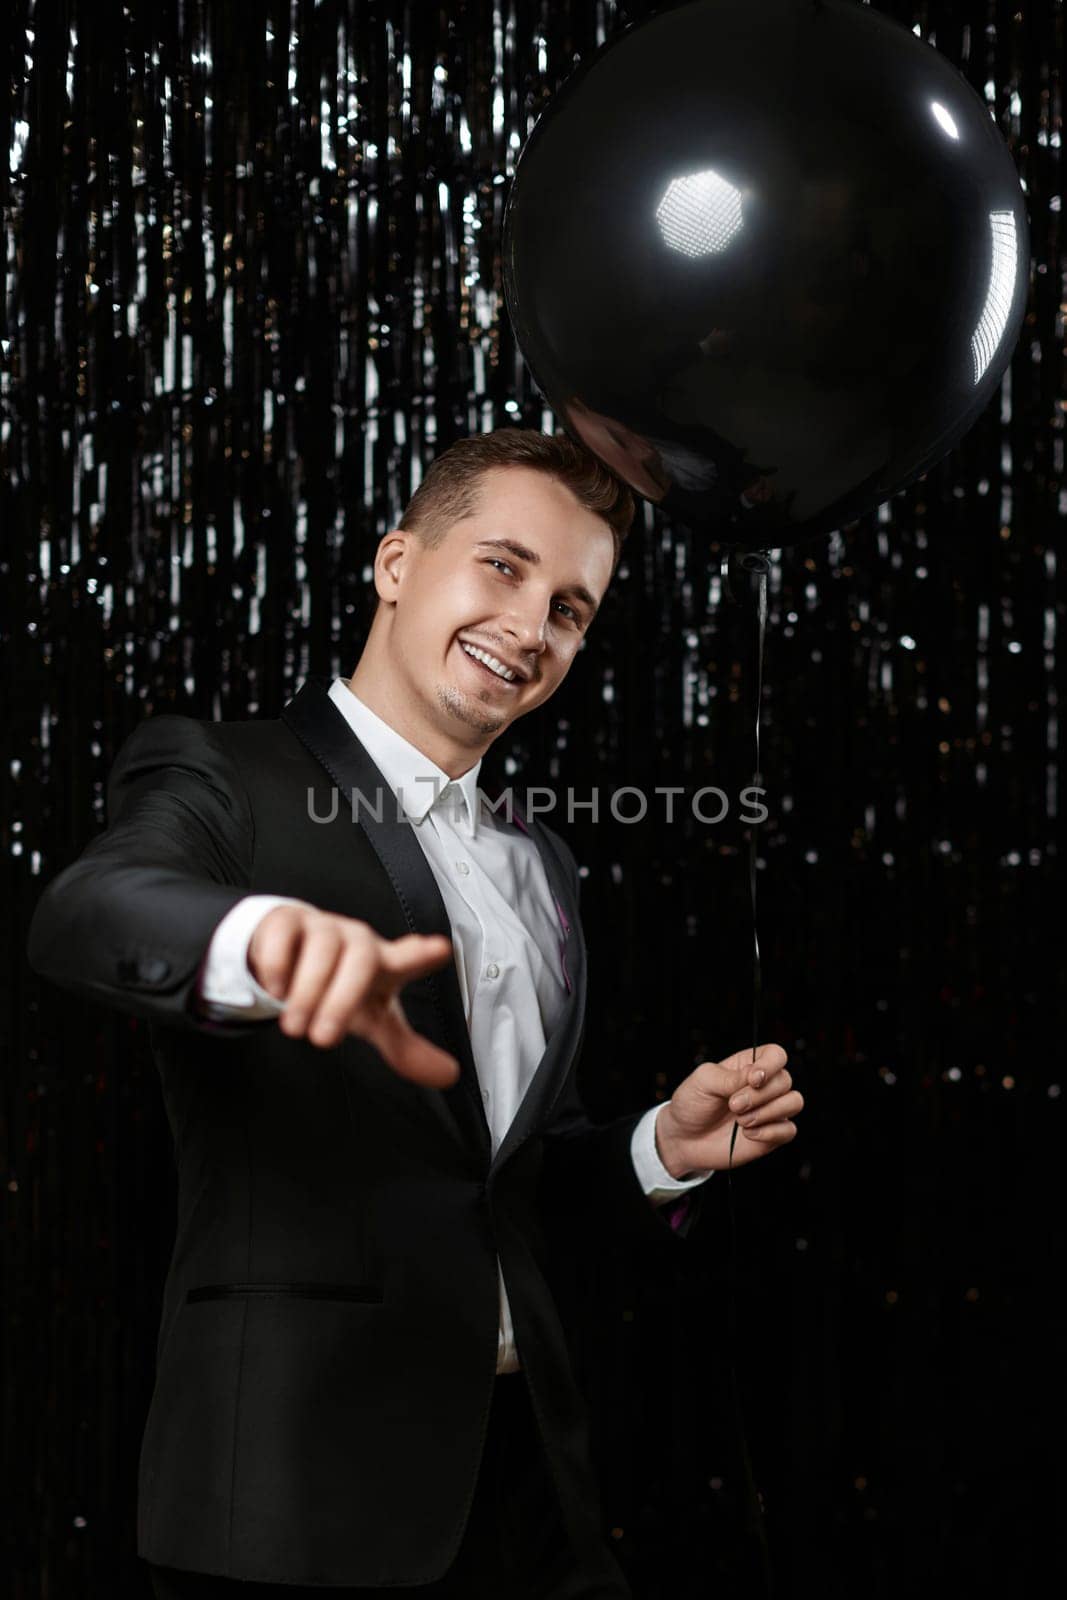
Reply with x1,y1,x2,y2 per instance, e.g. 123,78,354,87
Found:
720,547,775,1597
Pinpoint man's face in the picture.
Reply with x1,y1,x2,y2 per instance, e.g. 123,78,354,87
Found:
375,465,617,748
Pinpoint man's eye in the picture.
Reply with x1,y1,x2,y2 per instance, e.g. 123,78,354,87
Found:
483,558,580,624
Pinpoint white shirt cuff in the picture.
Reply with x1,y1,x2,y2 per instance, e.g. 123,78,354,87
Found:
198,895,314,1020
630,1103,716,1206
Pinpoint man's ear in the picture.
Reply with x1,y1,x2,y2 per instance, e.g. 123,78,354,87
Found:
374,529,412,604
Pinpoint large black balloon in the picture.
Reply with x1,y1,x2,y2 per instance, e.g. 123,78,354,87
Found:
502,0,1030,551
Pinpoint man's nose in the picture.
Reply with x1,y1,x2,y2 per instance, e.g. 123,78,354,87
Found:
500,608,549,655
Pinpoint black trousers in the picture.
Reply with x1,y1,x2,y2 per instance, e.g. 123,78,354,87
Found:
145,1370,631,1599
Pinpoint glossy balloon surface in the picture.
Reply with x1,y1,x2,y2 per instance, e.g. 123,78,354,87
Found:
503,0,1030,550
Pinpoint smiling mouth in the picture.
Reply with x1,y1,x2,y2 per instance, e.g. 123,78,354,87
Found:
456,639,525,689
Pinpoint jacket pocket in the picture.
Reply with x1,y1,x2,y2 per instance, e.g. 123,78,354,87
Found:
186,1281,384,1304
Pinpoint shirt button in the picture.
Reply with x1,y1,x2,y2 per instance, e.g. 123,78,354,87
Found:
482,1088,490,1104
456,860,470,875
485,962,499,979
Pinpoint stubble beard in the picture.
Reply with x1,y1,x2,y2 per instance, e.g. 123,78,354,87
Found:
436,681,507,737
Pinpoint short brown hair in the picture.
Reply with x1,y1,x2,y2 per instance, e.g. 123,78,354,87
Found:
396,427,635,573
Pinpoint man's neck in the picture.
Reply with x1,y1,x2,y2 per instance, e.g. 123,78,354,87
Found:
340,671,487,780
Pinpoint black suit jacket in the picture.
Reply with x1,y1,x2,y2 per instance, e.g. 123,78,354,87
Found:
26,674,708,1586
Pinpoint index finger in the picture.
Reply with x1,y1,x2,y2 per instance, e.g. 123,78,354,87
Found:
375,932,454,983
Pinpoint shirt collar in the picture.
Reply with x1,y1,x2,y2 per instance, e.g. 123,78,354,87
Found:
327,677,483,836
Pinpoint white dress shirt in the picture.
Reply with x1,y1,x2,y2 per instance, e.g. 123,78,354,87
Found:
196,677,714,1372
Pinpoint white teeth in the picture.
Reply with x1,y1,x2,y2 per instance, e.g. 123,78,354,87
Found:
460,641,518,682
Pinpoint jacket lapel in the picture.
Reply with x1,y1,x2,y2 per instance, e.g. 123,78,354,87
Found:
279,677,583,1178
482,786,586,1180
281,676,488,1163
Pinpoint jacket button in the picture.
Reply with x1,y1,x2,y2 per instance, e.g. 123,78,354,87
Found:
139,957,172,983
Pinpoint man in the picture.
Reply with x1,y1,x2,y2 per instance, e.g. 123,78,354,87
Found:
27,428,803,1598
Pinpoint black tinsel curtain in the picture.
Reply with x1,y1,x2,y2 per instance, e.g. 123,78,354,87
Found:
2,2,1064,1597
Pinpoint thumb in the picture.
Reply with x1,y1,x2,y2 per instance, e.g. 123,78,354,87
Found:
718,1042,787,1079
363,994,461,1089
699,1042,786,1097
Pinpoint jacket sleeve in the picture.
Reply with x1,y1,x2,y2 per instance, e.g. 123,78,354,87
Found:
26,713,273,1036
538,1018,709,1251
